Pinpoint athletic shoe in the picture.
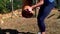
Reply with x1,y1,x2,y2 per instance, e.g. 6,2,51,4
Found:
37,32,41,34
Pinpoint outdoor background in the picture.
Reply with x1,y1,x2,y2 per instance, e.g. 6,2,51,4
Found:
0,0,60,34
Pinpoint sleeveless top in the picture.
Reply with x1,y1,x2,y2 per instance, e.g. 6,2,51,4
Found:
44,0,54,3
49,0,54,2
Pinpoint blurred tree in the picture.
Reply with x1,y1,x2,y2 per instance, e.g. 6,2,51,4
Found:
55,0,60,9
13,0,22,10
0,0,22,14
0,0,11,14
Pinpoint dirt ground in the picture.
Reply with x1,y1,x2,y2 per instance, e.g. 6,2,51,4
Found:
0,9,60,34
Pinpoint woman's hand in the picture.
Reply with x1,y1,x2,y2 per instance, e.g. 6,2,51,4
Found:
24,6,32,11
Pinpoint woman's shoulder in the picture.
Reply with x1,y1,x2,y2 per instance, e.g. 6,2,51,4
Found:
44,0,55,3
49,0,54,3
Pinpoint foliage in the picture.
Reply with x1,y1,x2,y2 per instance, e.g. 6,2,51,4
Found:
0,0,22,14
0,0,11,14
0,0,60,14
13,0,22,10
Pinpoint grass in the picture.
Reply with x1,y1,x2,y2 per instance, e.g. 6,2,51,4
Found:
0,9,60,34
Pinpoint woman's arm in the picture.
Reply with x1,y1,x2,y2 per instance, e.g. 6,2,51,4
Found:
24,0,44,11
31,0,44,9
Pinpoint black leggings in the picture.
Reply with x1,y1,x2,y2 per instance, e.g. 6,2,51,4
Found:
37,3,54,32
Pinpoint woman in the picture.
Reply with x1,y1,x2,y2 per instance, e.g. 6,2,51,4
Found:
24,0,55,34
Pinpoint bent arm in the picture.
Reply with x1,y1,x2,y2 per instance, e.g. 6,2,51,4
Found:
31,0,44,9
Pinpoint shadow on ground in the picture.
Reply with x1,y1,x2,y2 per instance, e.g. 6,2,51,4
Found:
0,28,35,34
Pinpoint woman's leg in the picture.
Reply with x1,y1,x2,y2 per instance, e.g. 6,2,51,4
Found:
37,3,54,34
